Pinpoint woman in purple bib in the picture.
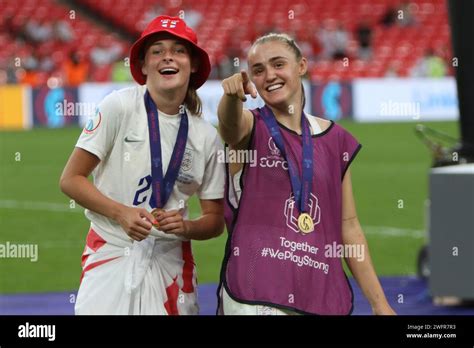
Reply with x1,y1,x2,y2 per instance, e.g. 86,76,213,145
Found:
217,33,395,315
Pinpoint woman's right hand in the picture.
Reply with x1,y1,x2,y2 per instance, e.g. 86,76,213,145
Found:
222,71,257,102
115,206,157,241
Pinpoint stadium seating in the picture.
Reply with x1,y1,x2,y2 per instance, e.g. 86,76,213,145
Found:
78,0,452,79
1,0,129,84
1,0,452,82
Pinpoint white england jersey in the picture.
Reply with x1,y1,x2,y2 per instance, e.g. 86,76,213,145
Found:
76,85,224,240
74,85,224,315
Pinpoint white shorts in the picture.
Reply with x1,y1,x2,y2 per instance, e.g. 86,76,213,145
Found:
220,286,297,315
75,225,198,315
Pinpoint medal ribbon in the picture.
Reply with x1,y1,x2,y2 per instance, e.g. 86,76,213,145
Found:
144,90,188,209
260,105,313,214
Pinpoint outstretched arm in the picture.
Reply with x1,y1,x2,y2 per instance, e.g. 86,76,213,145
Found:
218,71,256,148
341,169,396,315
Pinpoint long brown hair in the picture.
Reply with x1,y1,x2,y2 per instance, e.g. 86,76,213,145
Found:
185,49,203,116
184,83,202,116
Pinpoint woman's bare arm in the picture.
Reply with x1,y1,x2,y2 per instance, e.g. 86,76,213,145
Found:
59,147,156,241
218,71,256,148
341,169,396,315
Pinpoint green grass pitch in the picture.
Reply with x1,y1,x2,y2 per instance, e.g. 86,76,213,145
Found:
0,120,459,293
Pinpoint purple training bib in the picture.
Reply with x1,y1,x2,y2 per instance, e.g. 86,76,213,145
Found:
220,108,362,315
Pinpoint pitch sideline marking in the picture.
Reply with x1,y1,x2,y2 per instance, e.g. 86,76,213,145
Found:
0,200,81,213
1,200,426,240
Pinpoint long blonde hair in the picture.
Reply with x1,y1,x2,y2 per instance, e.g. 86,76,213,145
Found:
251,32,303,60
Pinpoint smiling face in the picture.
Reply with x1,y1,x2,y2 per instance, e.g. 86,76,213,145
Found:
141,33,197,94
248,40,307,110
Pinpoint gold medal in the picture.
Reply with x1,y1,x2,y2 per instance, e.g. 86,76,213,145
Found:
151,208,164,228
298,213,314,234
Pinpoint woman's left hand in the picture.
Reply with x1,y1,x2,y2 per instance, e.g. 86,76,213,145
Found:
156,209,189,236
372,303,397,315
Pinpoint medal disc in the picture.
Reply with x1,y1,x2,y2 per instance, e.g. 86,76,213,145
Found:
298,213,314,234
151,208,164,228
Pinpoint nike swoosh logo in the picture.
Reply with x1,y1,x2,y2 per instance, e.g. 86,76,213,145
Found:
124,136,144,143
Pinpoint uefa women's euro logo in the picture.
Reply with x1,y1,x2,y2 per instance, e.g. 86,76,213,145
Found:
84,108,102,134
267,137,281,158
259,137,288,170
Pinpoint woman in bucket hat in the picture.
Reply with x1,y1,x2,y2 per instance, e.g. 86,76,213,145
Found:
60,16,225,314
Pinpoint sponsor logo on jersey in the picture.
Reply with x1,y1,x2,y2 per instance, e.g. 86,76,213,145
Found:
83,108,102,134
124,136,144,143
284,193,321,233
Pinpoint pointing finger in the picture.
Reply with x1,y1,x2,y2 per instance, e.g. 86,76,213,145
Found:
250,84,257,98
241,70,250,84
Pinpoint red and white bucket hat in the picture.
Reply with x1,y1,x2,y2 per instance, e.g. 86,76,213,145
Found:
129,15,211,89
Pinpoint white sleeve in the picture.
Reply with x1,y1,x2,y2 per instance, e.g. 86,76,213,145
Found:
75,91,123,160
197,129,225,200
